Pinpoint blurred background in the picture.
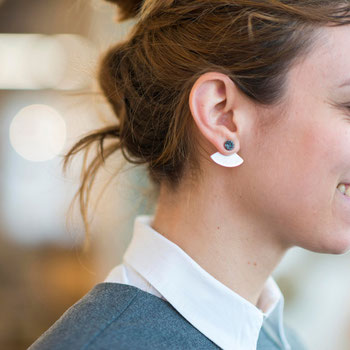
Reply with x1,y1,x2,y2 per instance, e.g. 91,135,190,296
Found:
0,1,350,349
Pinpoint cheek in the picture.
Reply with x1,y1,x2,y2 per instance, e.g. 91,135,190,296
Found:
246,120,341,245
290,124,350,252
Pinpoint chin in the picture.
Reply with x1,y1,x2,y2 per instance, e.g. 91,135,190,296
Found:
315,233,350,255
297,229,350,255
321,246,350,255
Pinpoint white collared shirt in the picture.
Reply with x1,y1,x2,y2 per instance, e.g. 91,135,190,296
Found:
104,214,292,350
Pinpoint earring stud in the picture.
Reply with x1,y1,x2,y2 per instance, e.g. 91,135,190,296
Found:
224,140,234,151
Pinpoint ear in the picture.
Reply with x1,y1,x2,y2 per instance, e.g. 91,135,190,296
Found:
189,72,241,156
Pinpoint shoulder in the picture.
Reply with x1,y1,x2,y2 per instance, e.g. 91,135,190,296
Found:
28,282,219,350
27,283,139,350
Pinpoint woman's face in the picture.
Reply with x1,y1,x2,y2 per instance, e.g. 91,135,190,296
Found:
241,24,350,254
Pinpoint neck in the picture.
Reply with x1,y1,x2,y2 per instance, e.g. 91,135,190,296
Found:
151,178,290,308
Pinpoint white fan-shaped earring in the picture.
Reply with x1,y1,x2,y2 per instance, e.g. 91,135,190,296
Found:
210,140,244,168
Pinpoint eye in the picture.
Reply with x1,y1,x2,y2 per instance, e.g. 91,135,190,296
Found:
342,105,350,115
327,100,350,117
335,102,350,114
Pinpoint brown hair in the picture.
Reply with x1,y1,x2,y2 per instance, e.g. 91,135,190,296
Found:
62,0,350,251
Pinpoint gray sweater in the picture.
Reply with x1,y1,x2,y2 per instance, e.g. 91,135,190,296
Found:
28,282,307,350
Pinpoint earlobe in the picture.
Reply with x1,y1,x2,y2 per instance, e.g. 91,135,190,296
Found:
189,72,244,167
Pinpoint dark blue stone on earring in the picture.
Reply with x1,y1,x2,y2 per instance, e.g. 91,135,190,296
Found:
224,140,234,151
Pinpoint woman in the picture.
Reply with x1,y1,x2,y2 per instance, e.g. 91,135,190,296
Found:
29,0,350,349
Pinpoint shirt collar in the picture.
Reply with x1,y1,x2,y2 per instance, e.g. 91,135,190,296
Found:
123,214,291,350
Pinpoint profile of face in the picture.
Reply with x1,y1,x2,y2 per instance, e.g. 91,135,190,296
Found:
190,24,350,255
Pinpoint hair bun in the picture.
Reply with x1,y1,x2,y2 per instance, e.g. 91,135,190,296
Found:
105,0,143,21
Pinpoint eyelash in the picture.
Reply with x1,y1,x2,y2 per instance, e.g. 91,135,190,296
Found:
337,103,350,112
328,101,350,117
